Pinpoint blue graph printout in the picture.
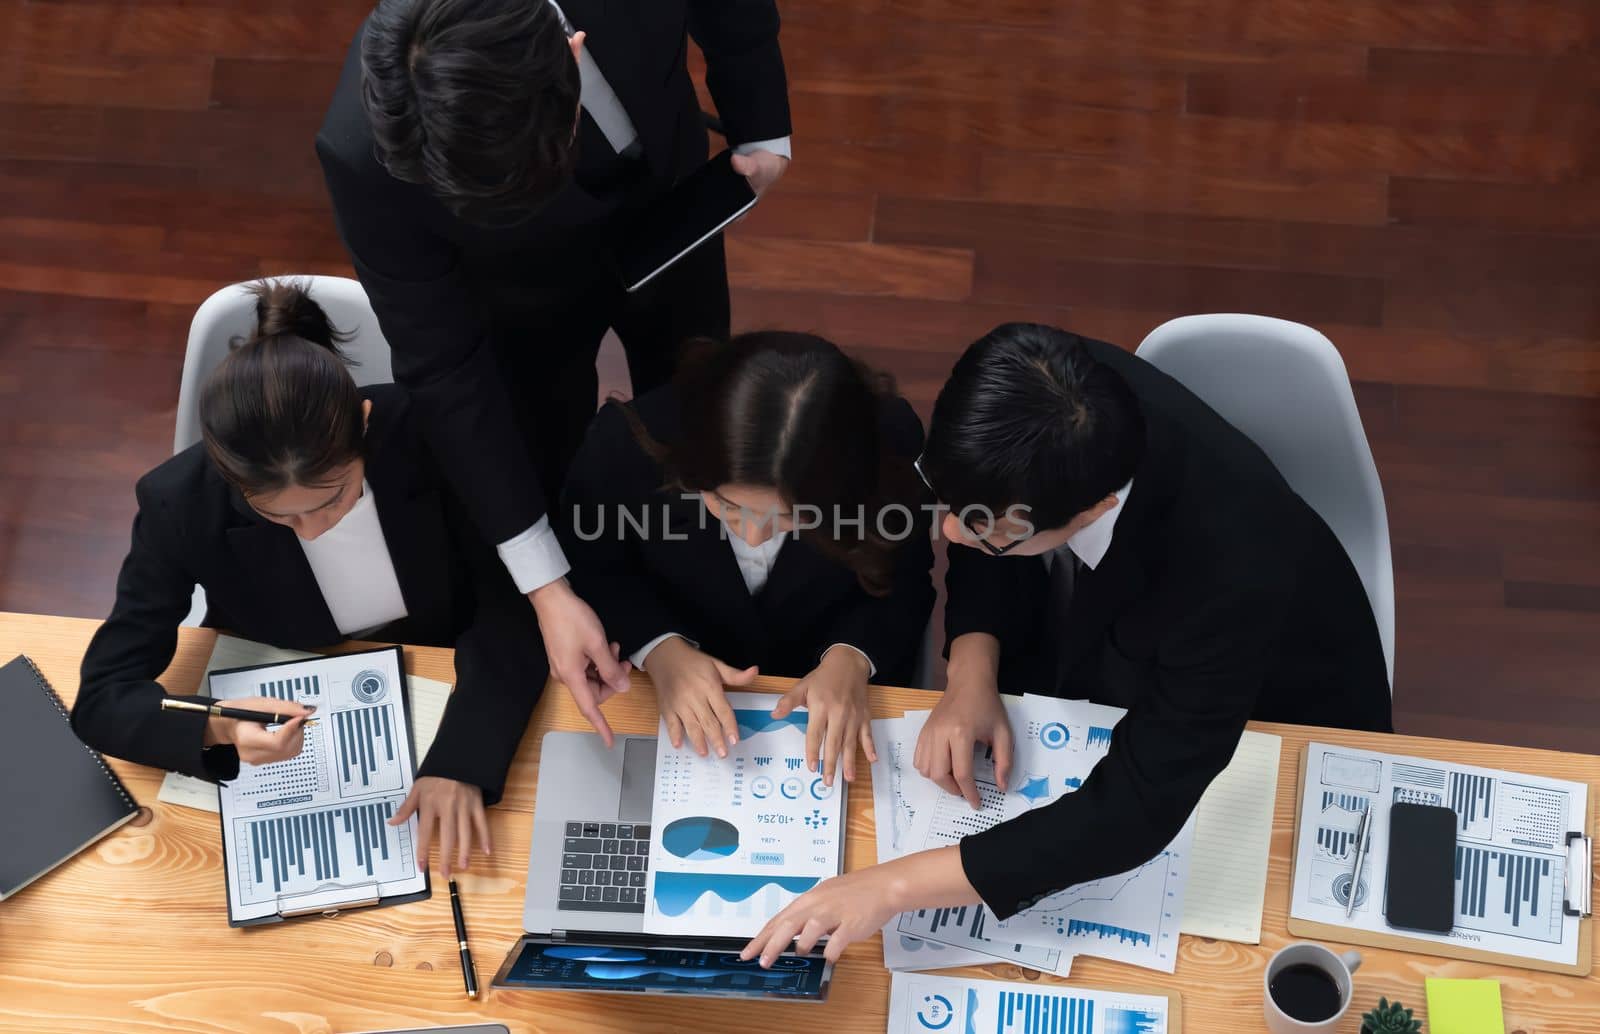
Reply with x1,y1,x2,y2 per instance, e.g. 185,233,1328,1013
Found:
1290,741,1586,967
888,972,1169,1034
645,691,844,938
899,695,1193,974
209,649,424,922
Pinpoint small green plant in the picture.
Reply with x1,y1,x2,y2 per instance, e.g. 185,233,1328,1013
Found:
1361,996,1422,1034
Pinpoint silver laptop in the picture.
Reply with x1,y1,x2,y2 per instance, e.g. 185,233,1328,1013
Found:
493,731,836,1000
523,731,658,936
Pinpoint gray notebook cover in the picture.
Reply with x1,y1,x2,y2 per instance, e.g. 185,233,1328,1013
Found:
0,655,139,899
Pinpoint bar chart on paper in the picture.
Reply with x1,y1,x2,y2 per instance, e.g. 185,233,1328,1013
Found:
333,704,404,794
211,648,427,922
888,973,1170,1034
995,989,1165,1034
258,674,323,702
233,797,414,905
1454,844,1564,942
896,905,1069,972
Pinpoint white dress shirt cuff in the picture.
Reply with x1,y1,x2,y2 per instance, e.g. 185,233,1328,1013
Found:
496,517,572,595
734,135,792,160
824,643,876,678
632,633,698,672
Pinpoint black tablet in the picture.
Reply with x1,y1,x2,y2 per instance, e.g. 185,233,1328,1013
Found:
492,936,831,1000
614,150,757,293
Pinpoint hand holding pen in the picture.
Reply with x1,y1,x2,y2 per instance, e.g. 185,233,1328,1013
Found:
163,696,317,767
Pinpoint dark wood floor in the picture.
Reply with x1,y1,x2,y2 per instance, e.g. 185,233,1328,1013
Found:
2,1,1597,750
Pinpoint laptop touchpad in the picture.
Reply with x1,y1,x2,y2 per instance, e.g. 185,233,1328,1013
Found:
618,737,657,822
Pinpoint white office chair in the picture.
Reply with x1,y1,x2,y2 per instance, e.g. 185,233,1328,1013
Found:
1135,314,1395,692
174,277,394,626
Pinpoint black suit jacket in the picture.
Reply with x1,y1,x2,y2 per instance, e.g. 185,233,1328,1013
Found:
557,390,935,686
949,337,1393,918
316,1,791,546
73,386,546,806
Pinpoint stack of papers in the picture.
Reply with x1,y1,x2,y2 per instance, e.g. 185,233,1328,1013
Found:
871,693,1281,976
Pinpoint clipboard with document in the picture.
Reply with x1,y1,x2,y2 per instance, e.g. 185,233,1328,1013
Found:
209,646,431,926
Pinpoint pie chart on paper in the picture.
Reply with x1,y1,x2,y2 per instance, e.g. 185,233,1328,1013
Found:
661,816,740,860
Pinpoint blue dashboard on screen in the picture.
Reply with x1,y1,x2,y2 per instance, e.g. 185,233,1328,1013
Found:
496,940,830,1000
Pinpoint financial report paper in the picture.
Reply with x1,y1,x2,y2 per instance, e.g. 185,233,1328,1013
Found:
888,971,1171,1034
211,648,425,922
158,635,451,814
896,695,1194,974
871,709,1070,975
644,691,845,939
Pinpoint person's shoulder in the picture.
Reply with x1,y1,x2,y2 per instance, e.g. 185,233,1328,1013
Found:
315,16,383,179
876,393,925,456
133,445,233,542
136,445,211,504
612,386,680,442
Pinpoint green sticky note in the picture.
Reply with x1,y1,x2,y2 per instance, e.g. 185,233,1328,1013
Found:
1425,978,1504,1034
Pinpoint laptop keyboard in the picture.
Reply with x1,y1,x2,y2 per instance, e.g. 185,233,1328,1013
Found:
558,821,649,913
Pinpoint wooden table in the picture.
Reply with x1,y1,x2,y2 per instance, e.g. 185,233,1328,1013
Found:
1,611,1596,1033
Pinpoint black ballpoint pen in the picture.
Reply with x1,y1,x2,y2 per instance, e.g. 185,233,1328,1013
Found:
449,878,479,1000
160,698,317,726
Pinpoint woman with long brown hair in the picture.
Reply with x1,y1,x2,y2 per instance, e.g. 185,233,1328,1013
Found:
559,331,935,786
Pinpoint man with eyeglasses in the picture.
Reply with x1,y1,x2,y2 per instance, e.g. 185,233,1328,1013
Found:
915,320,1394,917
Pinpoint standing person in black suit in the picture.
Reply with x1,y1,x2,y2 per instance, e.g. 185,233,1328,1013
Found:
740,322,1392,967
74,282,548,879
317,0,794,741
559,332,935,785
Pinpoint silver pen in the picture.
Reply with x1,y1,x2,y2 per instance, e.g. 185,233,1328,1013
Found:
1345,805,1372,919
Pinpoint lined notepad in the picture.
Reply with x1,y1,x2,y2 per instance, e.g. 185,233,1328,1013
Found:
158,635,452,812
1179,730,1282,943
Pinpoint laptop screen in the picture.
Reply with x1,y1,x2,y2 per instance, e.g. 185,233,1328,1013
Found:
492,938,831,1000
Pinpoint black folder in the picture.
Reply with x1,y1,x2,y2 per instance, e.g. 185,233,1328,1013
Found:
0,655,139,899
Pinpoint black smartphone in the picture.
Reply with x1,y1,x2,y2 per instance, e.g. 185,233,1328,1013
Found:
1384,802,1456,933
614,149,758,293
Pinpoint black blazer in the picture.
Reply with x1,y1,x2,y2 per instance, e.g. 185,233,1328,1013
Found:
949,337,1393,918
557,389,936,686
73,385,546,806
316,1,792,546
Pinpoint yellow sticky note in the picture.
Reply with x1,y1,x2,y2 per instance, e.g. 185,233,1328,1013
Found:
1425,978,1504,1034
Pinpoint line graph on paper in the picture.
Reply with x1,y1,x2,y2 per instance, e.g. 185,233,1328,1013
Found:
996,847,1185,968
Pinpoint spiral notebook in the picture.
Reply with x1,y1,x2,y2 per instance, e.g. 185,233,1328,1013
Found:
0,655,140,899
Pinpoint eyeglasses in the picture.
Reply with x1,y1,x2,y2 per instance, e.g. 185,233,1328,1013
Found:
914,453,1029,557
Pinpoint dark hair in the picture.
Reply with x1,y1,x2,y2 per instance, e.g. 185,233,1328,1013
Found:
362,0,581,225
921,323,1145,531
200,280,366,497
617,332,913,597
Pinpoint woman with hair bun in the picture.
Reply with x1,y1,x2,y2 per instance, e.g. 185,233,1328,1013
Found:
74,279,547,878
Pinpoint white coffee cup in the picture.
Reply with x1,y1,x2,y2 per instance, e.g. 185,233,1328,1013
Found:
1263,942,1363,1033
